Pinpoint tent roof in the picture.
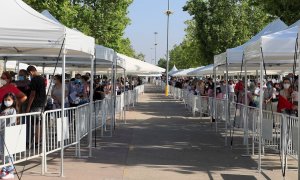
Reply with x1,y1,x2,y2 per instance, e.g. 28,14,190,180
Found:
169,65,178,74
171,68,197,77
214,18,288,67
41,10,94,57
117,53,165,75
244,24,300,64
188,64,214,76
0,1,94,58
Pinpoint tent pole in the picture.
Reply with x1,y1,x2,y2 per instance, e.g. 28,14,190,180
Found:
89,55,95,157
110,62,113,137
60,35,66,177
225,59,229,146
297,38,300,180
213,66,217,132
244,60,249,155
123,68,126,123
258,60,263,173
94,51,97,148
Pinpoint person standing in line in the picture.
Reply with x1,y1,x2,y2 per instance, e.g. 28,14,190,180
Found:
26,66,46,146
0,93,17,179
15,69,31,113
26,66,46,113
51,75,69,109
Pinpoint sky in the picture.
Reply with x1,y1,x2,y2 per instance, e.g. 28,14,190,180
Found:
124,0,191,64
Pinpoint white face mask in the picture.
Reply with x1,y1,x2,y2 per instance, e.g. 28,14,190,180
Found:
4,100,13,107
283,83,290,89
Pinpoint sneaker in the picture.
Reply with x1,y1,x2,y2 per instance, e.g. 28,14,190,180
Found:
1,173,14,179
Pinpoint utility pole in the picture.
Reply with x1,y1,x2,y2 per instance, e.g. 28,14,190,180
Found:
154,32,158,65
165,0,172,96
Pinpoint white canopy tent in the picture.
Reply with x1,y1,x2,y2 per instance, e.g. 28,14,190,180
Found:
171,68,197,77
5,61,63,74
244,26,299,63
214,19,288,68
0,1,96,177
117,53,165,75
169,65,178,75
0,0,94,58
19,45,122,71
211,19,288,155
242,21,300,174
188,64,214,76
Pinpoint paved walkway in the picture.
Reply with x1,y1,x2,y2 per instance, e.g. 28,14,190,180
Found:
18,84,297,180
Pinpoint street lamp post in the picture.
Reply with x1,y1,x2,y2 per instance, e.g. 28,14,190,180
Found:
165,0,172,96
154,32,158,65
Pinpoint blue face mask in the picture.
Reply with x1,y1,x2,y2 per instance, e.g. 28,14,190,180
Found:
18,76,25,81
75,79,81,84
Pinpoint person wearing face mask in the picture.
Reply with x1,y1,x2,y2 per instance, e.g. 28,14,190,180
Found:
68,74,84,107
51,75,69,109
0,72,27,110
263,81,273,111
278,78,297,114
0,93,17,179
14,69,31,113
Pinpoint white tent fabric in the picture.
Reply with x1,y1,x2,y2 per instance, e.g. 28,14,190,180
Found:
214,19,288,67
5,61,63,74
41,10,94,57
169,65,178,75
169,70,180,76
188,64,214,76
0,0,94,58
244,25,300,63
171,68,197,77
7,45,121,71
9,10,118,71
117,53,165,75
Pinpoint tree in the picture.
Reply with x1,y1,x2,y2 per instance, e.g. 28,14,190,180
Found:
169,20,205,69
183,0,270,64
157,58,167,69
134,53,146,61
24,0,135,57
118,38,136,57
252,0,300,25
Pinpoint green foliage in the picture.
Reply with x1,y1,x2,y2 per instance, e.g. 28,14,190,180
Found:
134,53,145,61
157,58,167,69
24,0,136,57
169,20,204,69
252,0,300,25
181,0,270,64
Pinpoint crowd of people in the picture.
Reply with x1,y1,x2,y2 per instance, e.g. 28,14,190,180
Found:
169,74,298,116
0,66,145,115
0,65,144,179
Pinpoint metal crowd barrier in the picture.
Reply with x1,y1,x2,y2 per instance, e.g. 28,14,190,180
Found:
0,112,42,167
0,84,148,175
166,86,299,175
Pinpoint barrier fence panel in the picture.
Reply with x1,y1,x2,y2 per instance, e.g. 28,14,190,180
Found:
182,90,188,107
161,85,300,176
0,112,42,168
286,115,298,160
92,100,104,130
0,84,148,176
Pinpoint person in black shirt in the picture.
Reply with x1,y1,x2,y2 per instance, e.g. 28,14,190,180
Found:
26,66,46,113
93,79,105,101
26,65,46,146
